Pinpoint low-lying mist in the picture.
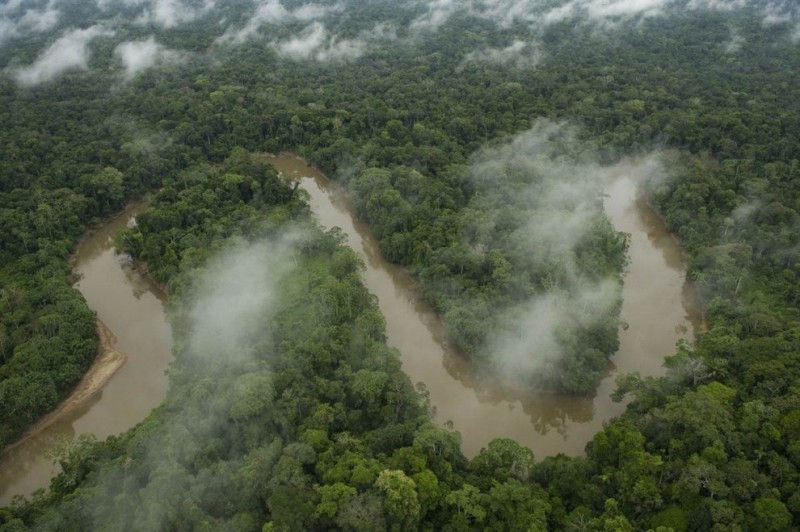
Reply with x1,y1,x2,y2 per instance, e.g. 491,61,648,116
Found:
4,0,798,85
461,120,666,390
183,236,299,363
37,234,301,529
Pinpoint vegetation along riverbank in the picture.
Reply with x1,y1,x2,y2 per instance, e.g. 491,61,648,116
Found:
1,0,799,529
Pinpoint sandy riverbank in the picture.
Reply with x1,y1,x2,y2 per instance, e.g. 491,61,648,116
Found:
0,320,127,457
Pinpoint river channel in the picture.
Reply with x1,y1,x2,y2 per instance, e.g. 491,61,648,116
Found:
0,204,172,506
266,154,697,458
0,154,695,503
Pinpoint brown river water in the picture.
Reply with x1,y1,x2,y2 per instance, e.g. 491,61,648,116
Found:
0,154,696,503
266,155,697,457
0,204,172,505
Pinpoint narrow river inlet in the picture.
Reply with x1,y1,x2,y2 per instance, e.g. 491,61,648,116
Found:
0,154,697,503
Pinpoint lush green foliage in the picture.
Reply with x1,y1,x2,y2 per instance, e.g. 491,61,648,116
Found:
0,75,184,447
1,0,800,529
4,153,500,530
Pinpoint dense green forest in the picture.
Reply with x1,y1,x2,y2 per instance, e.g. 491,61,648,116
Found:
1,0,799,529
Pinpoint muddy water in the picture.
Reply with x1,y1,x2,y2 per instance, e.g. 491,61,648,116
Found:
266,154,696,458
0,204,172,505
0,156,695,504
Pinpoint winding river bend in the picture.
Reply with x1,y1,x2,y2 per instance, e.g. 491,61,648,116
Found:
0,204,172,506
0,154,696,503
266,155,698,457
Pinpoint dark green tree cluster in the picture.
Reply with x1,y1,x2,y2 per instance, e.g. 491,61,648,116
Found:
1,0,800,529
347,141,628,393
119,149,304,286
2,152,557,531
0,71,184,447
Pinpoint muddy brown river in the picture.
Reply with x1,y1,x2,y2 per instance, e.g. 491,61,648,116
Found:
266,155,697,457
0,155,696,503
0,204,172,505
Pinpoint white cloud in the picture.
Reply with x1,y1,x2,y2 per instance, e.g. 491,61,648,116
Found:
271,21,366,61
0,0,25,15
95,0,151,10
410,0,461,31
465,120,628,383
13,25,114,86
315,36,366,61
686,0,745,10
540,2,577,25
217,0,290,43
136,0,216,29
761,1,800,42
490,279,620,379
723,27,744,54
217,0,345,45
186,237,297,362
363,21,399,41
274,20,327,58
409,0,791,32
0,0,60,45
463,40,540,68
583,0,665,19
115,36,183,78
18,2,60,31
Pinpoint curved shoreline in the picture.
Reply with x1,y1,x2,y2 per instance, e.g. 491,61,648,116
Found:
269,153,702,457
637,193,708,333
0,199,173,504
0,320,127,458
0,204,145,459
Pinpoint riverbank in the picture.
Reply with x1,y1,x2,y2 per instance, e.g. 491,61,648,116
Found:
0,321,127,458
0,203,148,457
636,193,709,334
265,153,701,457
0,203,173,505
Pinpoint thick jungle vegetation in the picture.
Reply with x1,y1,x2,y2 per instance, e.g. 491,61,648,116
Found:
1,0,799,529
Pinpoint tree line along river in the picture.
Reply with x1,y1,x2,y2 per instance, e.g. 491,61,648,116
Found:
0,154,698,504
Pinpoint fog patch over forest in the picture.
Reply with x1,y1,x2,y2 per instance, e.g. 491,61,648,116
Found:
270,21,366,61
216,0,344,44
464,121,669,386
3,0,799,84
38,235,300,528
137,0,215,29
184,236,298,362
10,25,113,86
461,40,540,68
0,0,59,45
114,36,183,78
761,0,800,41
409,0,800,38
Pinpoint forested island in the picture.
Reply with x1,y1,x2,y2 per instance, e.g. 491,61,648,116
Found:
1,0,799,529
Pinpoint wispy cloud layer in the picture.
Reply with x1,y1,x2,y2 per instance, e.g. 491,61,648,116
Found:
463,121,630,383
186,238,296,362
270,21,367,61
409,0,795,31
4,0,799,76
217,0,344,44
12,25,113,86
136,0,216,28
115,36,184,78
31,235,299,529
761,0,800,42
0,0,60,46
462,40,540,68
